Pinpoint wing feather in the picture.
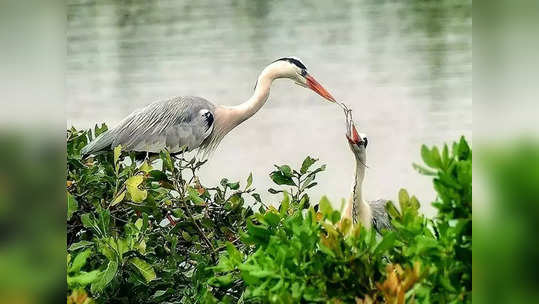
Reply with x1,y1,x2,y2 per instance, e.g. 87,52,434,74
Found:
82,96,216,155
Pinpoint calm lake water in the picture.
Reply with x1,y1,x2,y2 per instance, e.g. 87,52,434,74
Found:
67,0,471,215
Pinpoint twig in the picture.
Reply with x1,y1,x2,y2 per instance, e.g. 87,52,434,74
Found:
183,200,216,261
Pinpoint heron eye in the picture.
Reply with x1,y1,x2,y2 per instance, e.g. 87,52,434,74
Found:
300,69,307,76
364,137,368,148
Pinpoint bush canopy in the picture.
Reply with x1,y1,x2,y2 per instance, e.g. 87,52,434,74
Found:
67,124,471,304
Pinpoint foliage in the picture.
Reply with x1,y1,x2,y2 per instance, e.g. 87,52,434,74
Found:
67,124,256,303
67,125,471,303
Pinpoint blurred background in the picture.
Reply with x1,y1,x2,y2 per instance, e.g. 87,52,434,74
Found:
66,0,472,215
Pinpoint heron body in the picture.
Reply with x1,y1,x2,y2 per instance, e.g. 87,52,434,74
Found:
343,116,391,234
81,57,336,157
82,96,216,154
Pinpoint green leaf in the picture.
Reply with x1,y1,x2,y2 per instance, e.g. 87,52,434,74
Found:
421,145,438,168
91,260,119,293
220,178,229,187
412,163,437,176
67,191,78,220
373,231,396,255
330,210,341,224
148,170,169,182
246,221,270,242
410,195,421,211
268,188,283,194
172,208,185,219
135,218,143,230
94,123,108,137
441,276,457,292
319,196,333,216
431,146,443,168
160,150,174,172
67,270,101,287
68,241,94,251
151,290,167,299
264,211,281,226
126,175,147,203
80,214,93,227
226,242,244,264
129,257,156,283
227,181,240,190
398,188,410,212
384,201,401,219
80,213,100,235
301,156,318,174
305,182,317,189
252,193,261,203
301,174,315,191
442,144,449,166
270,171,296,186
279,165,293,177
208,273,235,287
188,187,205,205
110,190,125,206
113,145,122,169
457,136,471,160
139,160,153,173
97,208,111,237
280,192,290,216
246,172,253,189
69,249,92,273
182,231,191,241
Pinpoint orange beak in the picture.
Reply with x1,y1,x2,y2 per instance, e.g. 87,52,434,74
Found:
347,122,361,145
306,74,336,103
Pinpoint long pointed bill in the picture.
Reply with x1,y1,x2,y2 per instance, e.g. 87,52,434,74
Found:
347,122,361,145
306,74,336,103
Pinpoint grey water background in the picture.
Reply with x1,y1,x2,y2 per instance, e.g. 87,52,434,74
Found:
67,0,471,215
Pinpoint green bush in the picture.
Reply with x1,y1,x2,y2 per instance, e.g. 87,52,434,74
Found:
66,125,471,304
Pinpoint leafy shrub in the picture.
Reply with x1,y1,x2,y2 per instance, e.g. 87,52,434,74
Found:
67,125,257,302
66,125,471,303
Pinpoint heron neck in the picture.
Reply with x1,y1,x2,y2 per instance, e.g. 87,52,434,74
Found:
229,67,276,126
352,152,371,227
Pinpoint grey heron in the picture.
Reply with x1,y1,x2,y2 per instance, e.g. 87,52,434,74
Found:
342,112,391,233
80,57,336,157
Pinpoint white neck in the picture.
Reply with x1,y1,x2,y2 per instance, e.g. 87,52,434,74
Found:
351,152,372,228
228,64,280,126
205,63,291,155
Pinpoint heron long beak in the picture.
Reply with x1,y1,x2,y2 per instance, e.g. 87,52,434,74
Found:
305,74,337,102
346,122,361,145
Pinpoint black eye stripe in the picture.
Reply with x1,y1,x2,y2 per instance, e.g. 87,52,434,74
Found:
273,57,307,70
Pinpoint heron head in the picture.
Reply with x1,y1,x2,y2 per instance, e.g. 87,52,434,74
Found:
272,57,337,103
346,119,368,155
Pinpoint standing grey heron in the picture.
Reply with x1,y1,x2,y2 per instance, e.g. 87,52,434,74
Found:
342,112,391,233
81,57,336,157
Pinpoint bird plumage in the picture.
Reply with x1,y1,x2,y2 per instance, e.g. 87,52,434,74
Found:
81,96,216,155
81,57,337,159
342,114,392,234
368,199,392,234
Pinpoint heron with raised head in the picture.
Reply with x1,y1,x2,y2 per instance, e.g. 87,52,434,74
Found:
342,111,391,233
81,57,336,157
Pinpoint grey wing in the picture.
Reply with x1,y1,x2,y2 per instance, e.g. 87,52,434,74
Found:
82,96,216,155
369,199,392,234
